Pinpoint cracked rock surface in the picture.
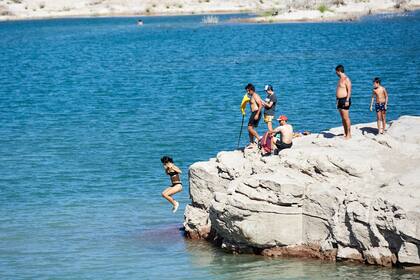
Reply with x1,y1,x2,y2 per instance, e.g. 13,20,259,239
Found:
183,116,420,268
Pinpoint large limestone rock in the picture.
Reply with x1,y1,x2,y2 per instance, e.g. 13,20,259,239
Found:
184,116,420,268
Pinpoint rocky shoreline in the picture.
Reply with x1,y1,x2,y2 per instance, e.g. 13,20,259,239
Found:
237,0,420,24
184,116,420,270
1,0,419,22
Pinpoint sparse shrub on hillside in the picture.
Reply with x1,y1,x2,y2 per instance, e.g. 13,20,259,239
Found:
333,0,345,6
318,4,330,13
259,9,277,17
394,0,406,9
90,0,104,5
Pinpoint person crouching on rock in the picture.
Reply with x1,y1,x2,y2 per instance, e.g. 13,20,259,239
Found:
270,115,293,155
161,156,182,213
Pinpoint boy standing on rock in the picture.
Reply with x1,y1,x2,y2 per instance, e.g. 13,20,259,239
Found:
335,65,352,139
262,84,277,132
370,77,389,134
245,83,263,148
271,115,293,154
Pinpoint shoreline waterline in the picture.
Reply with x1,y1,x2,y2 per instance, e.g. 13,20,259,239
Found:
0,10,251,23
1,6,419,24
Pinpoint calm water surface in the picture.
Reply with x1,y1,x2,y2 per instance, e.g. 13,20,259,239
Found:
0,12,419,279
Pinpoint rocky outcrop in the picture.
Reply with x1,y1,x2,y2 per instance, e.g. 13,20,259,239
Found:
184,116,420,268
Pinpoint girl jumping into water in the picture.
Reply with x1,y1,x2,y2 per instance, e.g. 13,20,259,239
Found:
161,156,182,213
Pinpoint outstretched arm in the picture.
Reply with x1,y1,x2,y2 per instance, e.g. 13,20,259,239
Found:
370,92,374,111
270,126,281,136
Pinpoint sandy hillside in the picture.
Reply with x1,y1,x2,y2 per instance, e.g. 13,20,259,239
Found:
0,0,419,21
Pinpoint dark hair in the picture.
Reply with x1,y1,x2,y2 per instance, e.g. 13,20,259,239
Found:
245,83,255,92
160,156,173,164
373,77,381,84
335,65,345,73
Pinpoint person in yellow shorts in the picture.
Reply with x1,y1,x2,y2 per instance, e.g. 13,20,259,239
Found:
262,84,277,132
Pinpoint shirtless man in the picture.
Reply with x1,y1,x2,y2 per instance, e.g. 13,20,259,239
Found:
335,65,352,139
245,83,263,148
271,115,293,154
370,77,389,134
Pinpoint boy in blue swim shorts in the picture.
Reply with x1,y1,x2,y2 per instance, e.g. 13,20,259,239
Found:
370,77,389,134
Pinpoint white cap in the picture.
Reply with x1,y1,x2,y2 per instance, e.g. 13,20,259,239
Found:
264,84,273,91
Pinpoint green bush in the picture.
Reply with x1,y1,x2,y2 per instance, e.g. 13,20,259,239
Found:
318,4,330,13
259,9,277,17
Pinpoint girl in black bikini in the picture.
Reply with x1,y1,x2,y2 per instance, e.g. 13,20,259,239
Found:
161,156,182,213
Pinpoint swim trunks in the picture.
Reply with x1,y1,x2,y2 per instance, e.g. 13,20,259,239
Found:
171,183,182,188
337,97,351,110
275,139,293,151
248,111,261,127
264,114,274,123
375,103,386,112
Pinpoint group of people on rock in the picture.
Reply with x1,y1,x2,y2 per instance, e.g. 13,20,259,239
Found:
160,64,390,212
242,83,294,155
244,64,389,154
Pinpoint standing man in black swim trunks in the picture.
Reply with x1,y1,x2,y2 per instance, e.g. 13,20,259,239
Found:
245,83,263,148
335,65,352,139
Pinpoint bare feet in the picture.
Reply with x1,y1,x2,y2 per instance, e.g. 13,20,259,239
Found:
172,201,179,213
246,142,257,149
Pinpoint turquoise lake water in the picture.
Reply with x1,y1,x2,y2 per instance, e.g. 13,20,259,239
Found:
1,12,419,279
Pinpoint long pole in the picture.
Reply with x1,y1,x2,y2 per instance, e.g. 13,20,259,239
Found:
237,115,244,149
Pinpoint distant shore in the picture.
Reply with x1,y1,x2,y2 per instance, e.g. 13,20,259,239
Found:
0,10,245,23
238,2,420,24
1,0,419,23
